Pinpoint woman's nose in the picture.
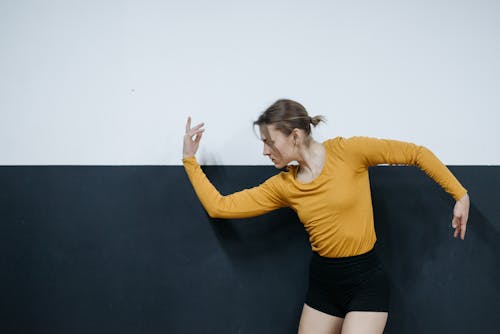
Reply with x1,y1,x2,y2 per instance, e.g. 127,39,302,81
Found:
263,145,270,156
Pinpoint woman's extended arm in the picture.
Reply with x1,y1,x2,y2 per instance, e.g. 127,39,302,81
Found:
182,116,287,219
182,156,288,219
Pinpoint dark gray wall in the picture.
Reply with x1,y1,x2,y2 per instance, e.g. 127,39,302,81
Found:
0,165,498,333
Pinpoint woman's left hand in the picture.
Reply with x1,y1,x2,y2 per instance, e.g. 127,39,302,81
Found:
452,193,470,240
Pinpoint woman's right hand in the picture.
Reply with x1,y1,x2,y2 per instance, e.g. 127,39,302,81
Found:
183,116,205,159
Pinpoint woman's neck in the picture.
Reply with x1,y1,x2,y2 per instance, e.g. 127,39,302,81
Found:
296,141,325,177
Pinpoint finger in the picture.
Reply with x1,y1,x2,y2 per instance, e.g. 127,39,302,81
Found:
188,123,205,137
185,116,191,133
194,133,202,145
463,213,469,228
452,216,458,228
453,219,460,238
191,122,205,132
195,129,205,143
456,221,462,238
461,220,467,240
189,129,204,143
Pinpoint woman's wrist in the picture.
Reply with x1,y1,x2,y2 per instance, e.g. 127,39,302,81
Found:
458,192,469,202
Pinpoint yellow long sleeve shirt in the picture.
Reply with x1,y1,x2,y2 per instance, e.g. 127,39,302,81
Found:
181,136,468,258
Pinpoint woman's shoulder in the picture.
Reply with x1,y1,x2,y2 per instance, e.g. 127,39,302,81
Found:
324,135,358,144
325,135,376,156
324,135,348,149
328,135,377,147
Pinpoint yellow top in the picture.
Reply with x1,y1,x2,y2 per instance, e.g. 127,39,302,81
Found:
181,136,468,258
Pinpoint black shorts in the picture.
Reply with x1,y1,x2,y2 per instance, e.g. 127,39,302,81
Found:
304,244,390,318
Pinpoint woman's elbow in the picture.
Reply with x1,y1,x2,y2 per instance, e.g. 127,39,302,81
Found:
207,208,249,220
210,213,222,219
206,208,220,219
206,207,230,219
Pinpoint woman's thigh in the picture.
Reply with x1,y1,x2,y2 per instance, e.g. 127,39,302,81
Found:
341,311,388,334
298,303,344,334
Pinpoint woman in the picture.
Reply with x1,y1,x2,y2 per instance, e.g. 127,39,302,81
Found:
181,99,470,334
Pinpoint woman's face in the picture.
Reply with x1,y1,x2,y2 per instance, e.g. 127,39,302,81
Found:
259,124,295,168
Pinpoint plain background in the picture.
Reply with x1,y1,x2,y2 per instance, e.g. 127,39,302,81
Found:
1,0,498,165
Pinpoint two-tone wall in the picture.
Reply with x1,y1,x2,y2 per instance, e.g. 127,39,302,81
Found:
1,1,498,333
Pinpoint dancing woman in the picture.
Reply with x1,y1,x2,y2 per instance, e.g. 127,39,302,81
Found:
181,99,470,334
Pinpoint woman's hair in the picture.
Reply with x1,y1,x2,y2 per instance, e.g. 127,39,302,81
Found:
252,98,327,149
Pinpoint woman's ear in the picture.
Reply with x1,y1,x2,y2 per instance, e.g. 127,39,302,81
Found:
292,128,302,145
291,129,297,146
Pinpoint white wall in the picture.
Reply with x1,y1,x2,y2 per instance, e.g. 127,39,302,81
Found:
1,0,498,166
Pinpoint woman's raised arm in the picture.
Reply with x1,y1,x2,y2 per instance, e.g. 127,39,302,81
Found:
182,116,288,219
182,156,288,219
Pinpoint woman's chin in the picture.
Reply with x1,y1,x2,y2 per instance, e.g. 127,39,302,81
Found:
271,158,283,168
